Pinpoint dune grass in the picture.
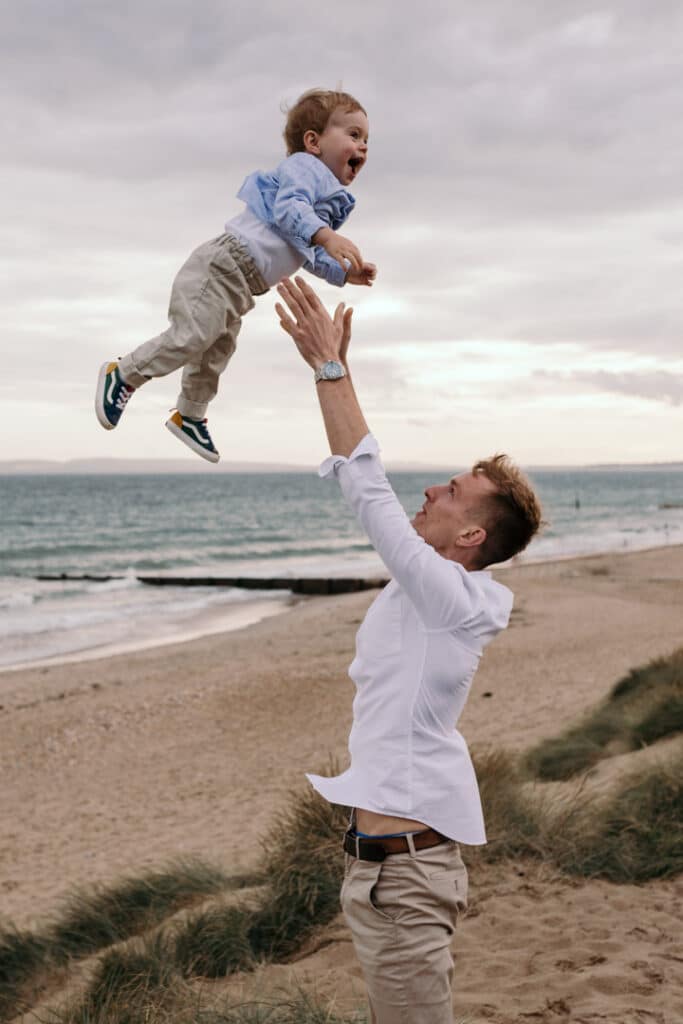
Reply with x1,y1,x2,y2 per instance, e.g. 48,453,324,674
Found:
0,859,229,1023
57,941,180,1024
557,750,683,882
49,860,231,960
49,975,368,1024
525,646,683,781
0,786,349,1020
0,927,54,1022
246,786,348,961
172,905,254,978
469,748,547,861
169,785,348,979
471,744,683,883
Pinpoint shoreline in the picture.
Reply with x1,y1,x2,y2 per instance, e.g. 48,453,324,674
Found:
0,595,294,676
4,541,682,675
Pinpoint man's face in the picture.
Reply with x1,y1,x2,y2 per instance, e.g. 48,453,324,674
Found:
314,107,369,186
411,471,498,560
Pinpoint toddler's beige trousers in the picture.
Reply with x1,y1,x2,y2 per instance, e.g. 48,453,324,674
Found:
119,234,268,420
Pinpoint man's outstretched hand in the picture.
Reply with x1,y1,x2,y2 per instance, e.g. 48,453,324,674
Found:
276,276,353,372
275,276,368,457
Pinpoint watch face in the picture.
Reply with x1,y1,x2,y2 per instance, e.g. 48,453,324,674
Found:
321,361,344,379
315,360,346,382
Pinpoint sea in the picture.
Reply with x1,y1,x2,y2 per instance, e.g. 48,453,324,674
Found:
1,467,682,672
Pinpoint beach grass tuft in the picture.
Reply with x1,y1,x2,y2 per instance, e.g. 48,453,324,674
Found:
61,941,180,1024
50,859,230,959
0,859,229,1023
247,785,348,961
525,646,683,780
172,904,254,978
48,976,367,1024
631,695,683,745
469,749,543,860
610,647,683,700
168,781,348,975
198,989,368,1023
0,926,54,1022
558,750,683,882
472,745,683,882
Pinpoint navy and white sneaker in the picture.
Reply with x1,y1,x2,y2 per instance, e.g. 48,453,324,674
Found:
165,410,220,463
95,361,136,430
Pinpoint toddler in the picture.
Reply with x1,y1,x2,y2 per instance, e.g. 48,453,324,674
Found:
95,89,373,462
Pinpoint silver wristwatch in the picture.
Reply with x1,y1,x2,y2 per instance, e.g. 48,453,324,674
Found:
314,360,347,383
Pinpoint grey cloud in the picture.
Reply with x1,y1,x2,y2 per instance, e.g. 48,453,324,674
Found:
535,369,683,405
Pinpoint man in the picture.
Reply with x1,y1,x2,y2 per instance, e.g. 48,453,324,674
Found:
275,277,543,1024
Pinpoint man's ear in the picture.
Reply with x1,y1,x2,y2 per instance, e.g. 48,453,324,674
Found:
456,525,487,550
303,129,321,155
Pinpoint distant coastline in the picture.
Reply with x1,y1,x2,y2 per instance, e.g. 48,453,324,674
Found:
2,458,683,475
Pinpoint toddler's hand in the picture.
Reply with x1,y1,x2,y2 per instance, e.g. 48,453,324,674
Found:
346,262,377,287
314,228,363,273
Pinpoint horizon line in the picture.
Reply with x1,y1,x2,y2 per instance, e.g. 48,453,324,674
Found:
2,457,683,474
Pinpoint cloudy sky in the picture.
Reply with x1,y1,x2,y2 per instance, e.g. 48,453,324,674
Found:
3,0,682,467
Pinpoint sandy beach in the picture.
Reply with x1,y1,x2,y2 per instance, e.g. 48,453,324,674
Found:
2,545,682,1023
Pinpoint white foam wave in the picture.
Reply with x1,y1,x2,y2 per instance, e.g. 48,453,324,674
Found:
0,590,35,610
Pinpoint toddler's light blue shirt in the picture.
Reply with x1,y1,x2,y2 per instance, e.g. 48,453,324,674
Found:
237,152,356,287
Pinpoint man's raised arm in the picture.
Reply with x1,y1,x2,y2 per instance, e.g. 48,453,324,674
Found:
275,276,368,458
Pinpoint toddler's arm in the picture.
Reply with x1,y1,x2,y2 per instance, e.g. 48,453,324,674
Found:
272,154,370,287
311,226,363,273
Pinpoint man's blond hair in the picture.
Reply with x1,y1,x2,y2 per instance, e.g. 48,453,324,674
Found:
283,88,366,155
471,454,543,567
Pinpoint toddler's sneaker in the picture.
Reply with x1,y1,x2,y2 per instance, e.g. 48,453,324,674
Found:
95,361,136,430
165,410,220,463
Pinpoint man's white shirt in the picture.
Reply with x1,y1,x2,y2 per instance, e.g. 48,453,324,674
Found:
307,434,513,845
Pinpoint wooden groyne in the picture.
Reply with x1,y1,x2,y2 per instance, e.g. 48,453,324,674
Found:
34,573,388,595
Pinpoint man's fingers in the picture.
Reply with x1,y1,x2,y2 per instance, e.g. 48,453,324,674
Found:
340,307,354,358
333,302,346,328
342,307,354,339
274,302,297,335
293,275,325,313
276,279,306,321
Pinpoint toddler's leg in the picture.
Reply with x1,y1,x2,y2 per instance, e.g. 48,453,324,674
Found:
176,318,242,420
118,237,254,389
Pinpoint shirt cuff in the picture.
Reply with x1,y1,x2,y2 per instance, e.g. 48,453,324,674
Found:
297,209,329,245
318,433,380,479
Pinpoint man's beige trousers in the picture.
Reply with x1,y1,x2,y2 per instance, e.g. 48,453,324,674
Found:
119,234,268,420
341,841,468,1024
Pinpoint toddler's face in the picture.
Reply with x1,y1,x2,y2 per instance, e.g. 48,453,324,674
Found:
311,107,369,187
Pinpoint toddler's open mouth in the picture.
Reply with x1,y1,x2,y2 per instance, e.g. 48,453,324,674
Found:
348,157,363,175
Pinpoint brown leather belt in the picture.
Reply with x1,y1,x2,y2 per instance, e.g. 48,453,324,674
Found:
343,827,449,862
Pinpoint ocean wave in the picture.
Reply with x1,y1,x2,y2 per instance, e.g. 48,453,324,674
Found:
0,581,288,643
0,590,35,610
